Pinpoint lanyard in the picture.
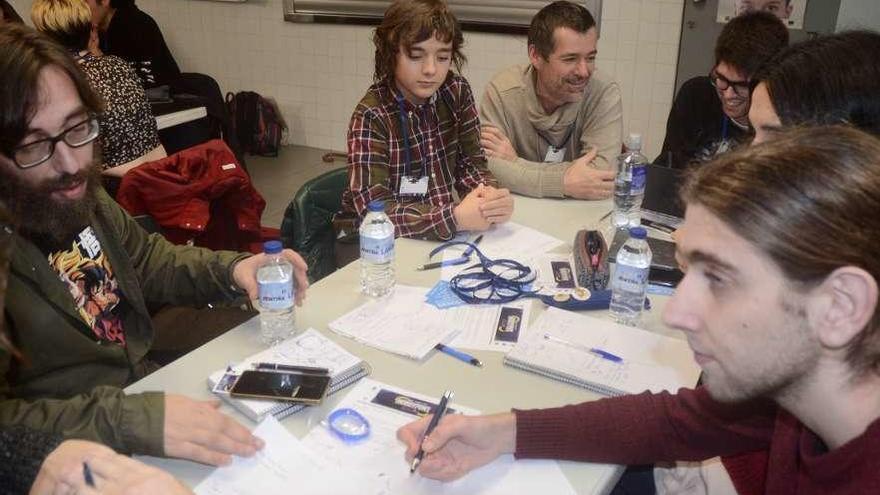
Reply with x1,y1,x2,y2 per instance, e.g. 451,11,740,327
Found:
537,121,577,155
721,115,729,142
396,95,436,180
429,241,537,304
396,95,416,178
429,241,630,311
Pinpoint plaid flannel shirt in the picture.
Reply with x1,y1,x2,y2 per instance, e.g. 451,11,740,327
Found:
337,74,496,240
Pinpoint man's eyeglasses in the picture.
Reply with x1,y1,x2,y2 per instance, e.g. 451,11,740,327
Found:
709,69,751,98
8,116,99,169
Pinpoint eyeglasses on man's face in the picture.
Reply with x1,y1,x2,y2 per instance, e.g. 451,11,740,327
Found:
709,68,751,98
8,116,99,169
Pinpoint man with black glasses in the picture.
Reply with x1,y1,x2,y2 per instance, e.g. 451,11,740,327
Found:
654,11,787,169
0,24,309,467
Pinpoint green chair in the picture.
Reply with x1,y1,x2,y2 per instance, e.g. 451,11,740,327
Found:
280,167,349,283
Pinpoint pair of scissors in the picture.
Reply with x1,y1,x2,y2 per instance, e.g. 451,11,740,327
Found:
416,234,484,271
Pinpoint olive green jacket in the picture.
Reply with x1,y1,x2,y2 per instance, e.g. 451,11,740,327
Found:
0,188,249,456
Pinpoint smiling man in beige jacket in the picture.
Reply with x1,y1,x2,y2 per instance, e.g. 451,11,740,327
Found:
480,1,622,200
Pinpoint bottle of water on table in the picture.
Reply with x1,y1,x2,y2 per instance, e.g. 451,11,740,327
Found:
360,200,395,297
257,240,295,345
613,133,648,230
610,226,652,326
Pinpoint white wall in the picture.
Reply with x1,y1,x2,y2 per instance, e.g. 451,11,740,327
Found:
10,0,684,158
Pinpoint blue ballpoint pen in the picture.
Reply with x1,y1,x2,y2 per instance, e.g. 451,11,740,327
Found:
543,333,623,363
435,343,483,367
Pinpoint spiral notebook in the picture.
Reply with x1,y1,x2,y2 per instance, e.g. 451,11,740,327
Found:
504,308,700,396
207,328,371,422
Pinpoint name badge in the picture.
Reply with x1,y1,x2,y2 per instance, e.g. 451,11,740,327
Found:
544,146,565,163
399,175,429,196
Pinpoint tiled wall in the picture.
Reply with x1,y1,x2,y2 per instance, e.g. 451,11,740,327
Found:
11,0,684,158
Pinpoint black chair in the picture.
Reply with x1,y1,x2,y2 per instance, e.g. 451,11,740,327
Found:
280,167,348,283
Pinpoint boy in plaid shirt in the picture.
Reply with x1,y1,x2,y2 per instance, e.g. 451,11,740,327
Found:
335,0,514,241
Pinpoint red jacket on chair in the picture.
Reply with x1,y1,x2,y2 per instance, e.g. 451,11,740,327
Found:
116,139,267,253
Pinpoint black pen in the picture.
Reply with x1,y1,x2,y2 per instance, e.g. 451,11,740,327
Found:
410,390,454,474
252,362,330,374
641,218,676,235
83,461,95,487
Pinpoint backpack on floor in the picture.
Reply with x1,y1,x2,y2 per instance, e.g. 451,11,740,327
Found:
225,91,285,157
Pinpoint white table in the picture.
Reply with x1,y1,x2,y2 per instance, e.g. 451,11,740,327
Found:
155,106,208,131
129,195,679,494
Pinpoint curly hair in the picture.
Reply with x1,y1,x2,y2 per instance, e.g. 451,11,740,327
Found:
372,0,465,83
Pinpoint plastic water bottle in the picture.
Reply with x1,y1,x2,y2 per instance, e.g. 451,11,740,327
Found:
359,200,395,297
257,240,295,345
613,133,649,229
610,226,652,326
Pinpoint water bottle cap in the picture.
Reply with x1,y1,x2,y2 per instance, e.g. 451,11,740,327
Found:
263,240,283,254
628,226,647,239
625,133,642,151
367,200,385,212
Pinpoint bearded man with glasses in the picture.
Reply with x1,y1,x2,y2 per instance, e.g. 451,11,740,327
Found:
655,11,788,169
0,24,311,467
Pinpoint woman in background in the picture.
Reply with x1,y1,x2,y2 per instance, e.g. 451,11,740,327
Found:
31,0,166,179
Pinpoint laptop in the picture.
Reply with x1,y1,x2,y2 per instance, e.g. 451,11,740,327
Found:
641,164,686,228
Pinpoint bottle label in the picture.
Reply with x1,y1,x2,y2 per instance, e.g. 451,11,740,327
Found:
258,280,294,310
631,165,647,194
612,263,649,293
361,235,394,263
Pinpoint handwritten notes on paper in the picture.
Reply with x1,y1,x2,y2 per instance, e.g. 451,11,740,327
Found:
301,379,577,495
329,285,458,360
195,417,380,495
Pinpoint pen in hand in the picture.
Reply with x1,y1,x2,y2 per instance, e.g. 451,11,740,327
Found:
83,461,96,487
410,390,454,474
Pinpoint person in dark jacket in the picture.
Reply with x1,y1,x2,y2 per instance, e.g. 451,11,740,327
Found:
0,24,308,467
654,11,788,169
0,198,190,494
87,0,179,89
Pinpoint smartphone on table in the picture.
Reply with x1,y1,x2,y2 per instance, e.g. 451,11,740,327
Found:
229,370,331,405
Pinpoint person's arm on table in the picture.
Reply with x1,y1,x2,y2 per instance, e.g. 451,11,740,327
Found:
398,412,517,482
36,442,193,495
449,80,514,226
348,108,490,239
398,387,777,481
0,381,261,466
479,84,618,200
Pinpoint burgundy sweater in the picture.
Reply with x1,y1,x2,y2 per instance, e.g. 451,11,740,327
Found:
514,387,880,494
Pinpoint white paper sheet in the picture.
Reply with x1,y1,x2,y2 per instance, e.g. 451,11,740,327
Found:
445,299,532,352
328,285,458,359
301,379,576,495
194,417,381,495
441,222,564,281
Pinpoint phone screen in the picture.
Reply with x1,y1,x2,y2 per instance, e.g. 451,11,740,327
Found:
230,370,331,404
